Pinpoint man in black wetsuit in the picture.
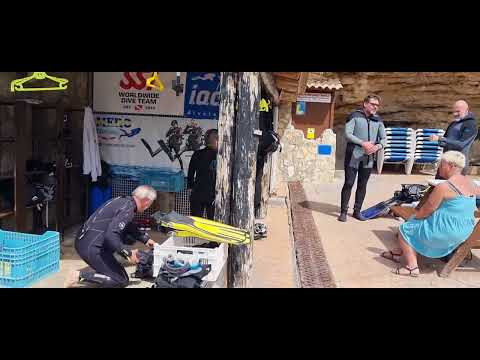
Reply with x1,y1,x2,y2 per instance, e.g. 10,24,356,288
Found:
187,129,218,220
429,100,478,178
65,185,158,288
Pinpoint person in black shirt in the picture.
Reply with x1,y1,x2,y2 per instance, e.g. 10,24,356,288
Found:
187,129,218,220
429,100,478,178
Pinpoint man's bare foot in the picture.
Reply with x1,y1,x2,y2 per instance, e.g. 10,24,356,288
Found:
64,270,81,288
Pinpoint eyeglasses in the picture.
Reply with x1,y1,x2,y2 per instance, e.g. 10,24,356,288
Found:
369,102,380,107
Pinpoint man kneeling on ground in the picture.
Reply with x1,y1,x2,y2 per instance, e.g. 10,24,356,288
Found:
65,185,158,288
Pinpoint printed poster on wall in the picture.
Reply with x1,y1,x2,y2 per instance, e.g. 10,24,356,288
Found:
184,72,220,120
296,101,306,115
93,72,186,116
96,114,217,176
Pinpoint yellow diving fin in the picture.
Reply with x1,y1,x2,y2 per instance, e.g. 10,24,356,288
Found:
153,211,251,246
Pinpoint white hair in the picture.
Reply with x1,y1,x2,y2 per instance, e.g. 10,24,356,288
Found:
441,151,466,169
132,185,157,201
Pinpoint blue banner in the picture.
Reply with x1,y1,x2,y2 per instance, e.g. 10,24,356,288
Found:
184,72,220,120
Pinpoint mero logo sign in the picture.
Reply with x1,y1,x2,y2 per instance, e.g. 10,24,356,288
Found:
96,116,132,128
96,116,142,142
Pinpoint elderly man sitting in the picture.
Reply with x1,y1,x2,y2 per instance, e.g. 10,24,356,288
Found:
381,151,480,277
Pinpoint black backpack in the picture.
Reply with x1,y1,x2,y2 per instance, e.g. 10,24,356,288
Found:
131,249,155,279
259,130,281,156
96,161,112,188
26,184,47,207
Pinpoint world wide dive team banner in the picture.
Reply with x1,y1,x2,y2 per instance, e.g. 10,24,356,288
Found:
93,72,187,116
93,72,220,175
93,72,221,120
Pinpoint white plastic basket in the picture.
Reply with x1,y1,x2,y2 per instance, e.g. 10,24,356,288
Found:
153,236,228,283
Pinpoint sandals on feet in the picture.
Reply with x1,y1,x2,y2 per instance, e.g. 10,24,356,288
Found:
381,250,402,263
393,266,420,277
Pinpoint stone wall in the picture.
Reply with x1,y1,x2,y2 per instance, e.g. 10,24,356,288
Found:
332,72,480,127
277,102,292,138
278,124,336,184
275,101,336,184
329,72,480,169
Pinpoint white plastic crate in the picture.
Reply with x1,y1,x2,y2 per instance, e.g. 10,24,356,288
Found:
153,236,227,283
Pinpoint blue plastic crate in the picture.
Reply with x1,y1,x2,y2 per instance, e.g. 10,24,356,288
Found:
0,230,60,288
110,165,144,181
142,169,185,193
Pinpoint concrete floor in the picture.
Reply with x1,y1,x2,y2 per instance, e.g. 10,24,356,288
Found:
32,226,164,288
32,192,297,288
250,197,297,288
29,168,480,289
303,170,480,288
38,166,480,289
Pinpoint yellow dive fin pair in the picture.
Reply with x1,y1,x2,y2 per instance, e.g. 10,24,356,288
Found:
152,211,251,246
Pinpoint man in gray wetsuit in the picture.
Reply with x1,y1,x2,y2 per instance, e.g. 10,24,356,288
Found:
339,95,387,222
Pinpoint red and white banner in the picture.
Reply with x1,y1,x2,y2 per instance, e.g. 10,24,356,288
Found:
93,72,186,116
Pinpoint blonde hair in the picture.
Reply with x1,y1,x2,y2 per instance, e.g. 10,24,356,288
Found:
441,151,466,169
132,185,157,201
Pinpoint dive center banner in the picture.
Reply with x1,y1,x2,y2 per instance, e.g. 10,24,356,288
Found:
93,72,186,116
184,72,220,120
96,114,217,175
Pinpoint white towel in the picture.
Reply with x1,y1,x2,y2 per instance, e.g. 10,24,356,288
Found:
83,106,102,182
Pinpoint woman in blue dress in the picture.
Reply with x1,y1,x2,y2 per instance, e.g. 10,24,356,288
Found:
382,151,479,277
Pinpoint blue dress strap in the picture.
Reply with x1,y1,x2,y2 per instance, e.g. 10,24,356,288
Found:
446,180,463,196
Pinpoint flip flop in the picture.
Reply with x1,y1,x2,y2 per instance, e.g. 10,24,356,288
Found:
392,266,419,277
381,250,402,263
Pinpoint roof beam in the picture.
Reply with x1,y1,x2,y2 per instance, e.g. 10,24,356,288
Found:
260,72,280,105
297,72,309,96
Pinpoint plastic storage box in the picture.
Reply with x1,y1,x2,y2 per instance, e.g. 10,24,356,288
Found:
142,169,185,193
0,230,60,288
110,165,185,193
153,236,227,283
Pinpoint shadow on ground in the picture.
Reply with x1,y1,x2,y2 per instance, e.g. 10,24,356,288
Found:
371,227,398,251
367,226,480,275
366,246,438,274
298,201,340,218
60,244,151,288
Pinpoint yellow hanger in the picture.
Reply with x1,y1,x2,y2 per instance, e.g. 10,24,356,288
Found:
11,72,69,92
146,72,165,92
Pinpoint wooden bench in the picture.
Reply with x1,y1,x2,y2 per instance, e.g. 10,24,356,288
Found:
390,191,480,278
